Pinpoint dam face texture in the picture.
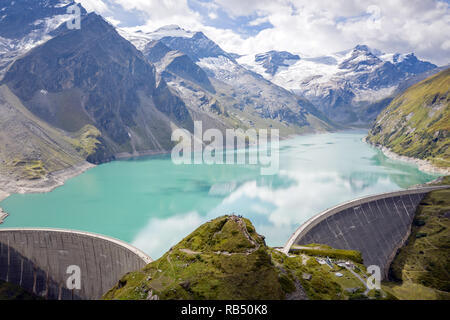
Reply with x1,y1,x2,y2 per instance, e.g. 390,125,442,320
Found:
0,229,152,300
285,186,449,278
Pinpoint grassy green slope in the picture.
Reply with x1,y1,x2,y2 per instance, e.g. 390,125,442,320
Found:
103,215,386,300
383,188,450,300
367,68,450,168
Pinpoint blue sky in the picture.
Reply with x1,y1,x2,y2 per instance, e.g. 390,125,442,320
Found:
77,0,450,65
187,0,274,38
80,0,275,36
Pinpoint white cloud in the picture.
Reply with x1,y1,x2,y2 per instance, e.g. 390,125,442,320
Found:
248,16,270,26
77,0,450,65
208,12,218,20
76,0,110,14
105,16,121,26
238,0,449,65
132,211,206,259
113,0,202,31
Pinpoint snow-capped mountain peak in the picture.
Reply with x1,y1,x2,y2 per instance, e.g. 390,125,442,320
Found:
253,50,301,75
352,44,384,56
120,26,232,62
150,25,196,40
0,0,86,77
117,25,195,52
338,45,382,71
238,44,438,124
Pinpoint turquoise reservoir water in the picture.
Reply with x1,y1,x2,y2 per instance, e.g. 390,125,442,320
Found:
0,131,438,258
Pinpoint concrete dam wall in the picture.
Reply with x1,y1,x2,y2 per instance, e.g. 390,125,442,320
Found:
284,186,449,278
0,228,152,300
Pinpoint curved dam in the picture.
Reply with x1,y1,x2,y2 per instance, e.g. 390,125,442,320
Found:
0,228,152,300
284,185,450,278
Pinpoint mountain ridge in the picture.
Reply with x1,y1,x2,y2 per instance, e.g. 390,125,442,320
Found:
103,215,378,300
2,13,195,162
238,45,439,125
121,25,335,134
367,68,449,173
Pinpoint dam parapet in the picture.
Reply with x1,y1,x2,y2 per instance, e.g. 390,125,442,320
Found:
284,185,450,279
0,228,152,300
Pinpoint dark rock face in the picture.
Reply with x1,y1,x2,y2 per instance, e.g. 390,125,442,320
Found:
159,31,233,62
393,53,437,75
339,46,382,72
144,40,172,64
2,13,193,160
338,46,437,90
164,53,215,93
0,0,86,39
255,50,301,76
137,28,330,131
144,40,215,93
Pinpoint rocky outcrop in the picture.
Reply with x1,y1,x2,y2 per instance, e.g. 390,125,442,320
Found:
2,13,194,162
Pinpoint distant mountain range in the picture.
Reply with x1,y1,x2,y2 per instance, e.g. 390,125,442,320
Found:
0,0,445,188
0,1,332,188
239,45,440,124
119,25,333,133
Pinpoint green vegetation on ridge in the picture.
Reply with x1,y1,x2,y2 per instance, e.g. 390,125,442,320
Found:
103,215,385,300
368,68,450,169
291,244,363,264
383,188,450,300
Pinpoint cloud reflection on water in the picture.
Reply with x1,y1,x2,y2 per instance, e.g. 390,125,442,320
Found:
133,132,437,259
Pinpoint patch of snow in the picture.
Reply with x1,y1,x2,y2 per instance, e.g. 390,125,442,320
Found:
118,25,195,51
198,56,240,82
0,13,73,76
54,0,73,8
352,86,397,102
151,25,195,39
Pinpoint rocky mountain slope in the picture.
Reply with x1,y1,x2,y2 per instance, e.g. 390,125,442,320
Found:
142,40,238,134
0,84,97,193
103,215,385,300
2,13,194,163
367,68,449,171
0,3,336,191
120,25,335,135
239,45,438,125
0,0,86,77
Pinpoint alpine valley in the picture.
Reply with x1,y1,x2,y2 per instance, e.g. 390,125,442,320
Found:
239,46,443,125
0,0,447,193
0,0,449,302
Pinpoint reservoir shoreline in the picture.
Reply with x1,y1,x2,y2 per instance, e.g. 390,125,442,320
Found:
363,137,450,175
0,162,95,223
0,131,291,202
1,132,446,228
0,148,172,222
2,136,447,200
0,131,441,258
